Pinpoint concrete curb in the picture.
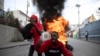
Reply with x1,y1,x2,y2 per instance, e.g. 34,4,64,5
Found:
72,38,100,44
84,40,100,44
0,41,30,50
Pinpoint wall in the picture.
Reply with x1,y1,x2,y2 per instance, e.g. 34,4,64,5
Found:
0,24,24,45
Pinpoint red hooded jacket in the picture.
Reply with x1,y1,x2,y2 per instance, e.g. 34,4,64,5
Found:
30,15,43,49
37,39,72,56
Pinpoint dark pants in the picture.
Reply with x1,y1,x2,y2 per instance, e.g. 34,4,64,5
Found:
86,36,88,41
28,45,42,56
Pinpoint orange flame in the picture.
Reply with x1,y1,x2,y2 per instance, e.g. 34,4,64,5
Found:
46,16,69,44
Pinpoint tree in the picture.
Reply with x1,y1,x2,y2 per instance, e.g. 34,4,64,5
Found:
4,9,22,32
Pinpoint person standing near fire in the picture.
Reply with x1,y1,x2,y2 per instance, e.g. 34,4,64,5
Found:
28,15,43,56
40,26,51,41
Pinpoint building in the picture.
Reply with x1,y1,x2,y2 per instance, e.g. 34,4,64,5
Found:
88,14,96,23
95,7,100,20
12,10,29,27
82,14,96,27
0,0,4,9
67,24,79,38
0,0,4,18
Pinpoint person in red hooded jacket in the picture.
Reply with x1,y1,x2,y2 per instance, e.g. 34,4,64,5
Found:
36,31,73,56
28,15,43,56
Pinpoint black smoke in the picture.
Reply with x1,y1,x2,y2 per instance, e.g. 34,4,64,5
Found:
33,0,65,13
33,0,66,15
32,0,66,28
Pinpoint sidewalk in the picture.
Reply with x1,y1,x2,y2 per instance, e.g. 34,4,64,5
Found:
84,39,100,44
73,37,100,44
0,41,30,50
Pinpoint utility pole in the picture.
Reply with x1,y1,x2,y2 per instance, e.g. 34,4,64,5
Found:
26,0,29,24
76,4,81,39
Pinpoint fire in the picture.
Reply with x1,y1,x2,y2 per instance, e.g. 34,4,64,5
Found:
46,16,69,44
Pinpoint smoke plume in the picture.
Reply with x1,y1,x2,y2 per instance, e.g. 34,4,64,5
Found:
32,0,66,27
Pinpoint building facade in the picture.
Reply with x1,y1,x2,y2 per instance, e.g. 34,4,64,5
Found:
0,0,4,9
0,0,4,18
13,10,29,27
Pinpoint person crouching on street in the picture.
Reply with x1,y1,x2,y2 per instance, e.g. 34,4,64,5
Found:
36,31,73,56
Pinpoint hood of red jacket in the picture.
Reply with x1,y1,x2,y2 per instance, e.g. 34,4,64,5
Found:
30,15,38,22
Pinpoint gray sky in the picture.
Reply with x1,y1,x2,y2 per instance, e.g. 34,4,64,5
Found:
62,0,100,24
4,0,100,24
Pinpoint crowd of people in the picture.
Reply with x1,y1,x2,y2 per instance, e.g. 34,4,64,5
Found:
21,15,73,56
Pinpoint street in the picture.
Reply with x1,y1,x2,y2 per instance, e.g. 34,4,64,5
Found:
0,38,100,56
68,38,100,56
0,44,30,56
